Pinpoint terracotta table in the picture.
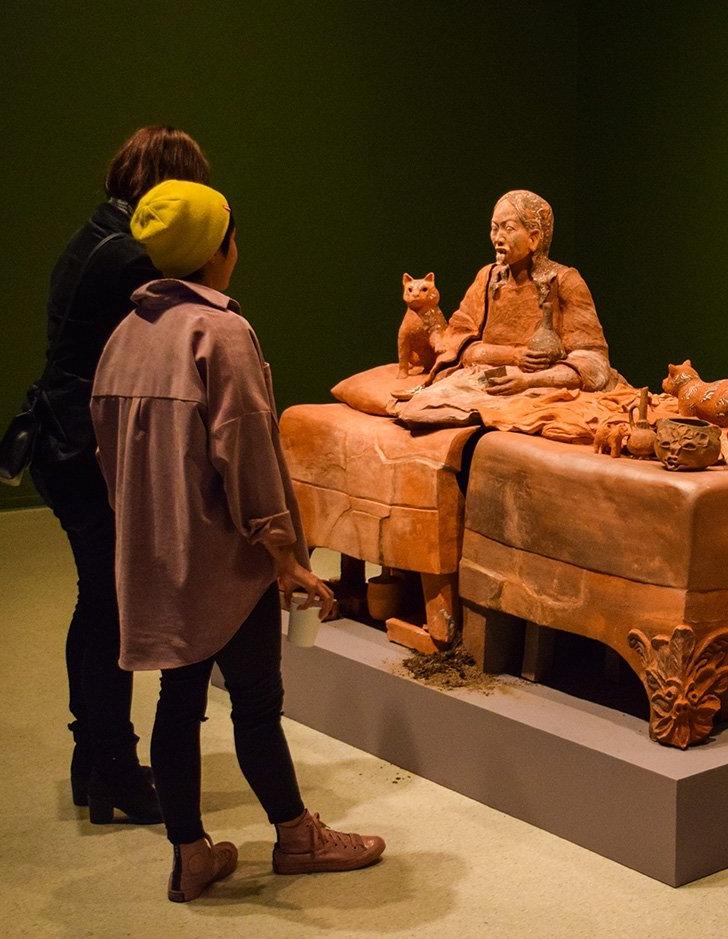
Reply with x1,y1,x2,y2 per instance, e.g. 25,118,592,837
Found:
460,431,728,748
280,403,480,652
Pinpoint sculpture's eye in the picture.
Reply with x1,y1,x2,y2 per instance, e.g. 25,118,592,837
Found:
681,442,696,451
659,438,671,448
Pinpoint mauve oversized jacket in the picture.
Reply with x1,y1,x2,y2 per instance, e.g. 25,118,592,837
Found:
91,279,309,671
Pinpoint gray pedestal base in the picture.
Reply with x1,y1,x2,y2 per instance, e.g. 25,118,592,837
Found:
268,617,728,886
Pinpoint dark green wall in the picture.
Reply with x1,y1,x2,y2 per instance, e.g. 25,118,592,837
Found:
6,3,728,512
575,3,728,389
1,0,579,508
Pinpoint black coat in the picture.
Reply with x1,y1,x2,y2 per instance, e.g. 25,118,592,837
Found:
38,200,158,460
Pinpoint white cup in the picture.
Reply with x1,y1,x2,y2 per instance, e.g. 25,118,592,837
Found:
286,591,322,648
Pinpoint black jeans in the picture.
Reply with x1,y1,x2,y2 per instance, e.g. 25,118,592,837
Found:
30,449,137,762
151,582,305,845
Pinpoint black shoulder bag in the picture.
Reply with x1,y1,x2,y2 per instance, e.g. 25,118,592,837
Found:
0,231,125,486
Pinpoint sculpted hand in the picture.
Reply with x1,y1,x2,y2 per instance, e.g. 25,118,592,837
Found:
519,349,554,372
274,551,336,621
486,371,534,396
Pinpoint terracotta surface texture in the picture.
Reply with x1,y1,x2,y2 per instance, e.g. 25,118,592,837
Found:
397,273,447,379
460,430,728,748
663,360,728,427
654,417,723,472
279,403,478,575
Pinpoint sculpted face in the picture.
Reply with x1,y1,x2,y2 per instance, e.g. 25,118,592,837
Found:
490,200,540,268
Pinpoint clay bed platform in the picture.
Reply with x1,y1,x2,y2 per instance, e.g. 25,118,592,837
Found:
256,615,728,887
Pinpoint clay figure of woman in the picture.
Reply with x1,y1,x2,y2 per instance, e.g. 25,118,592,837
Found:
427,189,617,395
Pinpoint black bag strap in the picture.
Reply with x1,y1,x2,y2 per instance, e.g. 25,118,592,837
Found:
36,230,126,392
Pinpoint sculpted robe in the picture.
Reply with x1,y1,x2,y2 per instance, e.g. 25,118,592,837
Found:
429,262,617,392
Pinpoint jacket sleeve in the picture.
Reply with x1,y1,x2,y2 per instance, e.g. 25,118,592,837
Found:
195,313,307,561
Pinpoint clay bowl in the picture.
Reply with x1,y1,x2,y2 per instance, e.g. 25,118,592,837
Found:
654,417,722,471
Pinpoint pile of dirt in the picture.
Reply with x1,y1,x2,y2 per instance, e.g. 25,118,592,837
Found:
399,643,506,694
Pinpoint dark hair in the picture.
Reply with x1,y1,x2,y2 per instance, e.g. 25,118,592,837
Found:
105,125,210,206
186,211,236,283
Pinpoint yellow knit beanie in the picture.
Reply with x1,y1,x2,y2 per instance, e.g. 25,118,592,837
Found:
131,180,231,277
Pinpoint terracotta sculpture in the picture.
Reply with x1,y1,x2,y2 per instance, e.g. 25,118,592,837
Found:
397,273,447,378
654,417,722,471
625,387,656,459
662,360,728,427
398,189,619,399
284,189,626,655
460,430,728,749
593,421,629,458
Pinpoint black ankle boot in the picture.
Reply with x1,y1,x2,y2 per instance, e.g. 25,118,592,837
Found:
69,722,154,808
87,762,163,825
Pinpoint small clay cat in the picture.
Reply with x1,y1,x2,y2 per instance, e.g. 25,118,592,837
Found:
397,272,447,378
662,360,728,428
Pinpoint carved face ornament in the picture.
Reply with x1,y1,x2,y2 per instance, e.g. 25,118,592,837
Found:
654,418,722,471
628,625,728,748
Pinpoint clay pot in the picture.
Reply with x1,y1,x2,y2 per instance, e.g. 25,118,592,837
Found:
526,301,565,367
654,417,722,471
366,570,406,621
626,387,657,459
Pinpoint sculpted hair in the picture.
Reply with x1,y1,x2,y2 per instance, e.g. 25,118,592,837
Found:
105,126,210,206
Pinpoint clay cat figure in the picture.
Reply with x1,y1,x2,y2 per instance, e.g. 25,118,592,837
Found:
662,360,728,428
397,272,447,378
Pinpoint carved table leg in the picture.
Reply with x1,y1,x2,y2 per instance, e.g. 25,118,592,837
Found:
521,622,555,682
386,571,458,654
627,624,728,749
462,604,525,673
331,554,367,620
422,572,458,647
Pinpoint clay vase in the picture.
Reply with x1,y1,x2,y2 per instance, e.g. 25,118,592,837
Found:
654,417,722,471
367,569,406,621
526,301,565,367
626,386,657,459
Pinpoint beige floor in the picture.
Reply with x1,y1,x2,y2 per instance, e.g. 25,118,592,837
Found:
2,508,728,938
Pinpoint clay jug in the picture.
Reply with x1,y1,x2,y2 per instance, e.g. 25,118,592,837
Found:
526,301,564,366
367,569,406,621
654,417,722,471
626,387,656,459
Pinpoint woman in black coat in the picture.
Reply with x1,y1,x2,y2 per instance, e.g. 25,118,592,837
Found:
31,126,210,822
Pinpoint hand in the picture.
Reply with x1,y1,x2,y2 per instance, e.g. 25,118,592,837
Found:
519,349,554,372
277,561,336,621
486,370,534,396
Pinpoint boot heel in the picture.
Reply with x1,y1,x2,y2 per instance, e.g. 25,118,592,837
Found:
71,776,89,807
88,795,115,824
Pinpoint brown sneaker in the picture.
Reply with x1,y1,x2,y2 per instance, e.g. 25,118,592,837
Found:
167,834,238,902
273,810,385,874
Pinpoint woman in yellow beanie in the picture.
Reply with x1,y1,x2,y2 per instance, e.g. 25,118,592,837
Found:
91,181,385,902
29,127,210,825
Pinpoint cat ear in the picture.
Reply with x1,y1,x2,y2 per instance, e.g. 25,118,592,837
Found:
684,359,692,367
668,364,676,374
424,272,435,282
402,273,413,285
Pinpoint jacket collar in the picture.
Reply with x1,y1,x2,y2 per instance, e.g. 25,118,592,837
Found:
131,278,241,314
